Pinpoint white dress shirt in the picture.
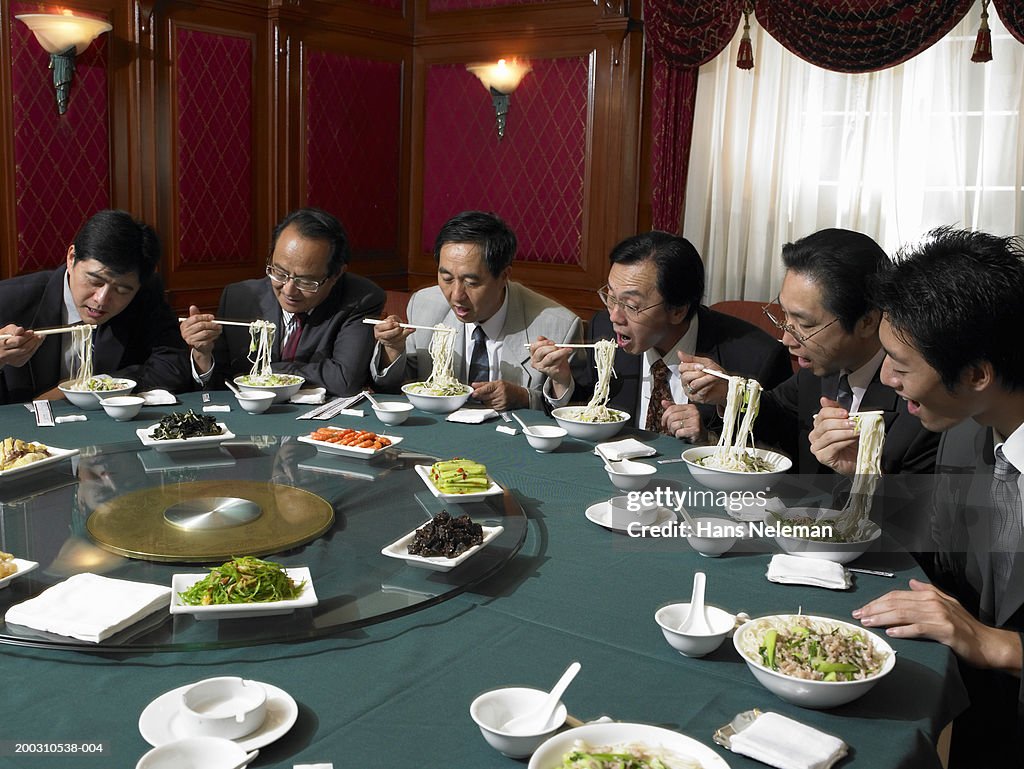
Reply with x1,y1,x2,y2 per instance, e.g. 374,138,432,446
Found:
637,315,699,427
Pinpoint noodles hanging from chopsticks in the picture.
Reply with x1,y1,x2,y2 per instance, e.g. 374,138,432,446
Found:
577,339,619,423
247,320,276,378
68,324,95,388
699,376,772,472
839,413,885,538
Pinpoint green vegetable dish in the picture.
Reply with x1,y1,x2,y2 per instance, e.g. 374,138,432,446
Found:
178,556,306,606
742,616,888,682
238,374,302,387
152,410,224,440
560,742,700,769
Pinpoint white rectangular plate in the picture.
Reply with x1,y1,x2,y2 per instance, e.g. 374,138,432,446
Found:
136,423,235,453
381,525,504,572
0,558,39,589
169,567,317,620
296,430,403,458
0,445,79,482
413,464,503,503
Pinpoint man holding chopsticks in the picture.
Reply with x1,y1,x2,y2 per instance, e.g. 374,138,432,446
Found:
0,209,186,404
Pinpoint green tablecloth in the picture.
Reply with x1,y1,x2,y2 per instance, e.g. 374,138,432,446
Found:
0,393,967,768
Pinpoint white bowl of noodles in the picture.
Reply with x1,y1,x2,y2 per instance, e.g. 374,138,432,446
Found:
733,614,895,709
681,446,791,493
551,406,629,441
770,506,882,565
402,382,472,414
234,374,304,403
59,377,136,410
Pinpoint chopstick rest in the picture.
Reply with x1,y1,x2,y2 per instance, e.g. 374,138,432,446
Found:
726,711,848,769
766,554,851,590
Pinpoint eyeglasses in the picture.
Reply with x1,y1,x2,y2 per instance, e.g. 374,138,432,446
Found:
265,264,327,293
762,296,839,343
597,286,663,321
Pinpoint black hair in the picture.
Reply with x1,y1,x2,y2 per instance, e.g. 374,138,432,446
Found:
271,207,350,276
72,210,160,282
433,211,516,277
870,226,1024,392
607,231,703,320
781,228,888,333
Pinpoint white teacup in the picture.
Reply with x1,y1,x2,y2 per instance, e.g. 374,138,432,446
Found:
178,677,267,740
608,495,659,528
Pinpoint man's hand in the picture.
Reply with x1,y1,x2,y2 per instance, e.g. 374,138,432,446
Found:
529,336,573,398
853,579,1023,674
661,402,707,442
471,380,530,411
0,325,43,368
678,352,729,406
373,315,413,367
178,305,222,374
809,396,858,475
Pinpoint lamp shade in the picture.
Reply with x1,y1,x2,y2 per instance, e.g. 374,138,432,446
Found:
466,58,531,95
15,13,112,55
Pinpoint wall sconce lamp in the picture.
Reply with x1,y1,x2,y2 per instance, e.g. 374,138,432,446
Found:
15,12,113,115
466,58,531,139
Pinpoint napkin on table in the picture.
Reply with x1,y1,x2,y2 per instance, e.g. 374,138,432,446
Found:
138,389,177,405
766,554,851,590
291,387,327,404
54,415,87,424
729,711,847,769
446,408,497,424
5,573,171,643
202,404,231,413
595,438,656,461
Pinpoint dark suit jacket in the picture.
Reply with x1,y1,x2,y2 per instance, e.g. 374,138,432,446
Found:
0,267,187,404
580,305,794,429
210,273,384,397
756,366,939,475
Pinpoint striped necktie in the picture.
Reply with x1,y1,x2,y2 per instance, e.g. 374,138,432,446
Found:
990,445,1022,612
282,313,306,362
645,359,671,433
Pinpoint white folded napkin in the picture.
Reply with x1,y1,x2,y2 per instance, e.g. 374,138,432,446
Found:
595,438,656,461
5,573,171,643
202,404,231,413
495,425,517,435
446,408,498,424
729,711,848,769
291,387,327,404
766,554,851,590
138,389,177,405
335,408,364,418
294,764,334,769
54,415,87,424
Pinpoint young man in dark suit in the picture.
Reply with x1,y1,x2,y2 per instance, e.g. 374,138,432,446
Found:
852,228,1024,768
0,209,186,404
181,208,384,397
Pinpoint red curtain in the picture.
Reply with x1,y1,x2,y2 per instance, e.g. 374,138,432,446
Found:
994,0,1024,44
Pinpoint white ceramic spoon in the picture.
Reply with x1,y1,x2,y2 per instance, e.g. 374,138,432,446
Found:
503,661,582,734
678,571,712,634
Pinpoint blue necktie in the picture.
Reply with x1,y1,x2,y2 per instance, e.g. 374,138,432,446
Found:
467,326,488,385
836,373,853,411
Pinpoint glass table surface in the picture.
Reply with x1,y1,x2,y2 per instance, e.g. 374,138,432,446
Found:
0,436,527,651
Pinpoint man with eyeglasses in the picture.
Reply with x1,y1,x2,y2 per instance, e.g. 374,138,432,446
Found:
180,208,384,396
541,231,791,436
682,228,938,475
0,209,187,404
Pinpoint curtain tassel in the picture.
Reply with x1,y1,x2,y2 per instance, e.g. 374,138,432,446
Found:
737,5,754,70
972,0,993,63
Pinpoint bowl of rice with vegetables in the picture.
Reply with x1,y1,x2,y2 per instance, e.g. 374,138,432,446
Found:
234,373,304,403
733,614,895,708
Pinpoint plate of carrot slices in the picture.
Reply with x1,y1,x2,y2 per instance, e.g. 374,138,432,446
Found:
297,426,403,459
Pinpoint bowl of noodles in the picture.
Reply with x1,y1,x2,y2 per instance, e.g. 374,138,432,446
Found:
681,446,791,493
551,406,629,441
733,614,895,708
402,382,472,414
234,374,304,403
771,506,882,564
59,377,136,410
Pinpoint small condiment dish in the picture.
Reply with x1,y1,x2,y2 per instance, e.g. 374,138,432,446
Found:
470,686,568,758
99,395,145,421
135,736,255,769
608,494,659,528
372,401,414,425
655,602,736,657
234,391,275,414
686,516,741,557
178,677,267,740
523,425,567,453
605,459,657,491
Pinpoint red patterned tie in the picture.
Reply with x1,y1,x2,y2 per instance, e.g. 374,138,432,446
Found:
645,359,671,433
282,313,306,362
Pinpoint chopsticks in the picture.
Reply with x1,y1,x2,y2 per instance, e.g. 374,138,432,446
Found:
0,325,82,340
361,318,454,333
177,317,255,328
521,342,597,348
697,366,732,381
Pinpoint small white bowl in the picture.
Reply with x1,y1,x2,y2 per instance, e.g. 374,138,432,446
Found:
401,383,472,414
99,395,145,421
523,425,567,453
605,459,656,491
470,686,567,758
608,494,659,528
655,602,736,658
372,401,414,425
59,377,136,410
551,407,629,441
135,736,252,769
686,515,741,557
681,446,792,493
771,506,882,565
234,391,275,414
178,677,267,740
233,375,304,404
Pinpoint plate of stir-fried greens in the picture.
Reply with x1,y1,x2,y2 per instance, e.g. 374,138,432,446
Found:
170,556,317,619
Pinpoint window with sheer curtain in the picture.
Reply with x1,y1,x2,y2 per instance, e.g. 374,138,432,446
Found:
683,5,1024,304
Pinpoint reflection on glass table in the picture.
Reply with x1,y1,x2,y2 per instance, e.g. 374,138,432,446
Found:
0,437,527,651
